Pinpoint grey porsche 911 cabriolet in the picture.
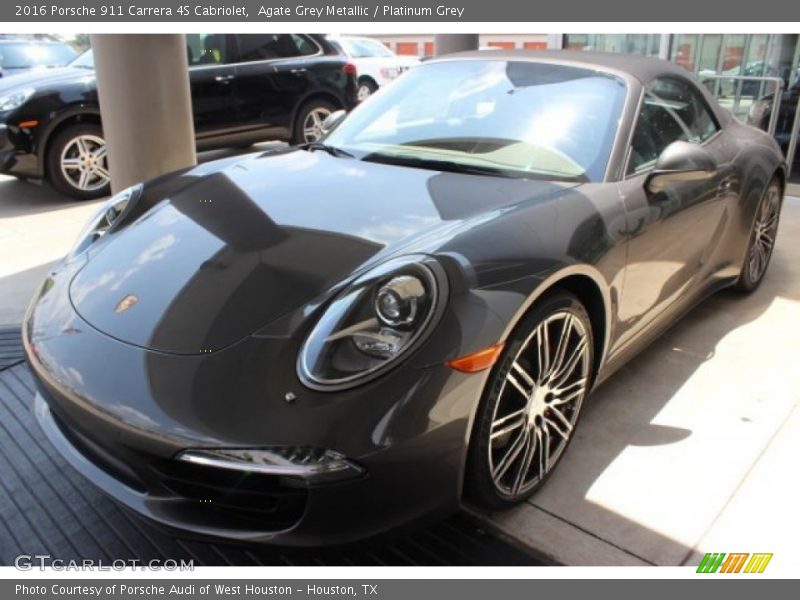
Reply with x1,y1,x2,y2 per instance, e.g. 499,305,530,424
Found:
24,51,785,546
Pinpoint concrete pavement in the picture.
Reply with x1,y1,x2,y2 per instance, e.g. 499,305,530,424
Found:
0,143,280,326
0,177,103,326
1,168,799,567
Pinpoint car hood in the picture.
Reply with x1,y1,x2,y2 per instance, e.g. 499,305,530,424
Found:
0,66,93,93
69,148,579,354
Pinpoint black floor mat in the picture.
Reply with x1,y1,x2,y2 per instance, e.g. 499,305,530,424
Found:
0,328,24,371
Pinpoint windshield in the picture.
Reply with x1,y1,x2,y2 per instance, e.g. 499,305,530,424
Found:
326,60,627,182
70,49,94,69
340,38,394,58
0,42,78,69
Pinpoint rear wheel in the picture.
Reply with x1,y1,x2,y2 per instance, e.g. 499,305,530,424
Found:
46,123,110,200
734,179,782,292
357,78,378,102
466,290,594,510
291,100,336,145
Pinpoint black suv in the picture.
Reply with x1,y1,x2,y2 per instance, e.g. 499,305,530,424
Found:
0,34,358,199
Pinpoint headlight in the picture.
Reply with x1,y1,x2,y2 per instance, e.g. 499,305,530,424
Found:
67,183,143,260
0,88,35,111
298,255,444,390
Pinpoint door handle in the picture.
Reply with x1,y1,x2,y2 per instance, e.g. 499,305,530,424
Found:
214,74,235,83
289,68,307,74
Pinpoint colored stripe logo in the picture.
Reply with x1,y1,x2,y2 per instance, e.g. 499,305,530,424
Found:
697,552,773,573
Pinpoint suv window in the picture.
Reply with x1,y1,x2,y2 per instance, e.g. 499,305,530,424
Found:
0,42,77,69
628,77,719,175
186,34,229,66
235,34,317,62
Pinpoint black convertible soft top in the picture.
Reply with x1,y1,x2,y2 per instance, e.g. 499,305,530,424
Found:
432,49,690,83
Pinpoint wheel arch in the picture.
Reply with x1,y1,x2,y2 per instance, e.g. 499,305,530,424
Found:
773,163,787,197
499,265,612,387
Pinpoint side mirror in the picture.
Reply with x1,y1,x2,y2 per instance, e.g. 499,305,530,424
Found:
320,110,347,137
645,141,717,194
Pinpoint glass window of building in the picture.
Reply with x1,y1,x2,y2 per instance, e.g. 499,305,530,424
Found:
564,34,661,57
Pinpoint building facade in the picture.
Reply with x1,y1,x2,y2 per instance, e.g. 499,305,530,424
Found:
373,34,550,57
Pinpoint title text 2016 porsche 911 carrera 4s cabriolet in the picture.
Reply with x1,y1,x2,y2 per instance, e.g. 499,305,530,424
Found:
24,51,785,546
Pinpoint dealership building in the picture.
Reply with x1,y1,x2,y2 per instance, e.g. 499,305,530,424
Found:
375,34,799,80
374,33,800,185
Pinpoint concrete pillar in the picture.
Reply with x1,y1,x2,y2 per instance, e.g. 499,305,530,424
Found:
658,34,672,60
547,34,564,50
90,34,196,194
434,34,480,56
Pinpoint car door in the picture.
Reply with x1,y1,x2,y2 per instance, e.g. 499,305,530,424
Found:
231,34,321,139
186,33,241,143
613,76,736,350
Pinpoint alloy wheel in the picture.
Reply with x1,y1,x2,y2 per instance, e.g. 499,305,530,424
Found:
748,185,780,284
357,84,372,102
488,311,591,497
303,107,333,143
59,134,110,192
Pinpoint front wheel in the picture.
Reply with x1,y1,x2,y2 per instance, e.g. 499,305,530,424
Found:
465,290,594,510
46,123,111,200
734,179,782,292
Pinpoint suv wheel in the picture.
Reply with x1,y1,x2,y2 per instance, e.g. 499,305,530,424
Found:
292,100,336,145
357,79,377,102
46,123,111,200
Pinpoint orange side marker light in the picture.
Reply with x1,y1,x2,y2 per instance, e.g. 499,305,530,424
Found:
18,120,39,128
445,343,505,373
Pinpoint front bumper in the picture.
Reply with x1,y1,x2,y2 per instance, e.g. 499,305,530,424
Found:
33,393,315,542
24,263,485,546
0,124,13,171
0,122,39,177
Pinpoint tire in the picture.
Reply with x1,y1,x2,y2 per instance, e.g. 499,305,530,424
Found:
734,178,782,293
46,123,110,200
291,99,337,145
357,78,378,102
465,290,594,510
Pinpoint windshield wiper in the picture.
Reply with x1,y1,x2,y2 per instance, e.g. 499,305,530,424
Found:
361,153,516,178
304,142,354,159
